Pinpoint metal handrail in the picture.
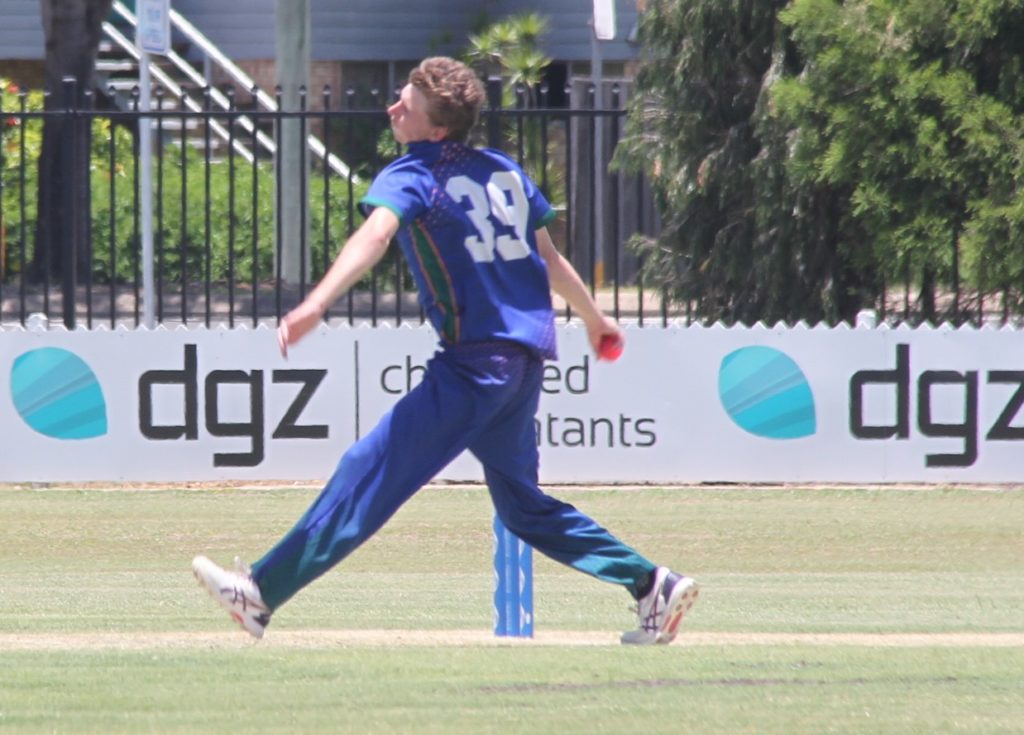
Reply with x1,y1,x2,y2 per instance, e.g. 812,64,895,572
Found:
101,20,257,164
108,0,354,180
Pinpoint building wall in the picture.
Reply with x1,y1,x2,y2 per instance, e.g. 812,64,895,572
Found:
0,59,44,87
490,0,639,62
215,59,344,110
0,0,45,59
1,0,640,64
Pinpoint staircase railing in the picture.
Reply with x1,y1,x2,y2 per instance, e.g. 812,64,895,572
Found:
100,20,258,164
105,0,354,179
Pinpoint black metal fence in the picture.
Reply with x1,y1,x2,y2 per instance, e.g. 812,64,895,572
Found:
1,78,670,330
4,78,1020,331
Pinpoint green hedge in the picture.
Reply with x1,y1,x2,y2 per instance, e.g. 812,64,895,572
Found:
2,81,369,287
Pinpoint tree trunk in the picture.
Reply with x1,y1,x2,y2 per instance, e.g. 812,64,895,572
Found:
34,0,113,325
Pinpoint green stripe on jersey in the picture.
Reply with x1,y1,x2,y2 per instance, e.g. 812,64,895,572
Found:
410,223,459,342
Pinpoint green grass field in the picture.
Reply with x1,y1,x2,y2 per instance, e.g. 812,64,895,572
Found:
0,484,1022,734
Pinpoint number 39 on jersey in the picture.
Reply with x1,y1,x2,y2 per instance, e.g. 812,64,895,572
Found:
445,171,532,263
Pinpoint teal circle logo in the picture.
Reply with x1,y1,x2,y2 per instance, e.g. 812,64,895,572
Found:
718,346,816,439
10,348,108,440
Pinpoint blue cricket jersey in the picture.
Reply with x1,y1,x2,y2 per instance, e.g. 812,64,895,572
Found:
359,141,558,360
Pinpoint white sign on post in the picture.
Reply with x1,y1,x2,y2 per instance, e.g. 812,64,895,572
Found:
593,0,616,40
135,0,170,328
137,0,171,55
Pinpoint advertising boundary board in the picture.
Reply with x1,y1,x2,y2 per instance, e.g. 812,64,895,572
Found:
1,321,1023,483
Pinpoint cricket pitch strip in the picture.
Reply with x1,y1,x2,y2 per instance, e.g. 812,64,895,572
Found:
0,630,1021,651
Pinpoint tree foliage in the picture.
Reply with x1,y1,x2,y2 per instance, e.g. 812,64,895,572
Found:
464,12,551,108
462,13,563,206
3,102,364,288
617,0,1024,324
777,0,1024,319
1,82,44,279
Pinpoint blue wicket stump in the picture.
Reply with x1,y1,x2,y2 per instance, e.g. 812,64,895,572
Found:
493,515,533,637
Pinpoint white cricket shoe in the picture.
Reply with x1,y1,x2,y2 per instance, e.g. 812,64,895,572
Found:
192,555,271,639
621,567,699,645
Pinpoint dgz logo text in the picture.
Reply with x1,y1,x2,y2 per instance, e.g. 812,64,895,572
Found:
850,343,1024,467
138,344,328,467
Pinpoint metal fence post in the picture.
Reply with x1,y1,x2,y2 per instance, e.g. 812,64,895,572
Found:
486,76,502,150
61,76,77,330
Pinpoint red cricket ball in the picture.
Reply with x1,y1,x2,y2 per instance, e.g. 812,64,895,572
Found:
598,334,624,361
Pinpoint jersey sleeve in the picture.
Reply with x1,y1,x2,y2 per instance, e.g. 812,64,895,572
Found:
521,165,557,230
358,158,432,224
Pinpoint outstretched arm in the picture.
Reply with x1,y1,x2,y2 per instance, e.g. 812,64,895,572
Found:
277,206,400,357
536,226,622,355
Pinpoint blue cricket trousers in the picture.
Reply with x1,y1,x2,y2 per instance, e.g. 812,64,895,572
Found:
251,340,656,611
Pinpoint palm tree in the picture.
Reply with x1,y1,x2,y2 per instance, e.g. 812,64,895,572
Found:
463,14,562,205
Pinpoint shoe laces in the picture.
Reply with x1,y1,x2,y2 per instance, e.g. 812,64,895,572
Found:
233,556,253,578
628,595,662,633
230,557,269,622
